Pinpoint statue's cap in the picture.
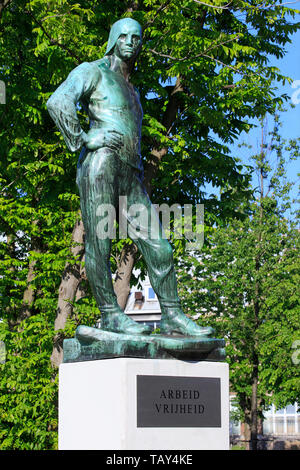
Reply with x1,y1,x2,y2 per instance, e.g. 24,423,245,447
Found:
105,18,142,56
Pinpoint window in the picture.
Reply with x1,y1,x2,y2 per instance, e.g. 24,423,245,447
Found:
145,286,157,301
141,321,160,331
229,397,241,436
263,403,300,435
229,400,300,437
230,420,241,436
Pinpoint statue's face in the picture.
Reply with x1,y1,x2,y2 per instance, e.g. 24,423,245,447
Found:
113,23,142,61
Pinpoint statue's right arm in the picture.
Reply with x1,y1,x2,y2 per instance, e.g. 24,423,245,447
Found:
46,62,100,152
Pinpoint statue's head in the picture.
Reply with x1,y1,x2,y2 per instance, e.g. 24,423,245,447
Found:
105,18,142,61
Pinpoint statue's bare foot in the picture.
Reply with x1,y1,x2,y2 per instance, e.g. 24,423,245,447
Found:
101,309,152,335
160,308,214,337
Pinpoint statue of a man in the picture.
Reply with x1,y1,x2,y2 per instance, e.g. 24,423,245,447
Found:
47,18,213,338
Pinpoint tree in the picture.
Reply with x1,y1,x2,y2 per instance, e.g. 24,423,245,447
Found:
176,117,300,450
0,0,299,449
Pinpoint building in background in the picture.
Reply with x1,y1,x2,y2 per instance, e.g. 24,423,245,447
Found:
125,276,161,331
230,399,300,450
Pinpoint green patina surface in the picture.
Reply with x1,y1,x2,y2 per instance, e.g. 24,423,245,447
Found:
47,18,225,360
63,326,225,363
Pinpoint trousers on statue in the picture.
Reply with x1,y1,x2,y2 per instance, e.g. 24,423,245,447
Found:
76,147,181,314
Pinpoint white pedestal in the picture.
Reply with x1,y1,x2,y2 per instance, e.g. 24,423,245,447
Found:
59,358,229,450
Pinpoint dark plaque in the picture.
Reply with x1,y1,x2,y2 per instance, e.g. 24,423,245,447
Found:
137,375,221,428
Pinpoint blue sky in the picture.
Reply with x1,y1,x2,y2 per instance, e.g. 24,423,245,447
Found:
235,26,300,153
148,9,300,216
228,22,300,216
274,27,300,143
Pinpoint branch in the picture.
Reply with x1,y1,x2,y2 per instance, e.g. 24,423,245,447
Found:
24,9,81,63
200,34,242,55
194,0,300,10
201,53,244,73
149,34,241,62
148,35,258,78
143,0,173,31
257,1,300,8
0,214,25,243
126,0,139,12
148,49,178,60
0,146,60,196
0,0,12,19
193,1,233,9
40,14,68,23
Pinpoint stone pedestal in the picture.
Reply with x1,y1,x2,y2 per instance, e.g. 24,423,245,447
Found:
59,358,229,450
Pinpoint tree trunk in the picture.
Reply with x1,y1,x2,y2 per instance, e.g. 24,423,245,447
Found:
5,234,18,329
114,243,138,310
249,362,259,450
75,255,88,301
0,0,12,19
51,217,85,367
21,258,38,319
20,220,43,322
243,420,251,450
247,137,264,450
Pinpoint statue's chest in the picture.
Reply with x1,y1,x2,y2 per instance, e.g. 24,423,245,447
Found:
89,70,142,118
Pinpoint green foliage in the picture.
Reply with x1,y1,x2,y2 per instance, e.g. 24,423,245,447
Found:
0,318,58,449
176,120,300,428
0,0,299,450
178,205,300,421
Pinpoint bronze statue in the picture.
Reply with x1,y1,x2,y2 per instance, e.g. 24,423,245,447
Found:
47,18,225,361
